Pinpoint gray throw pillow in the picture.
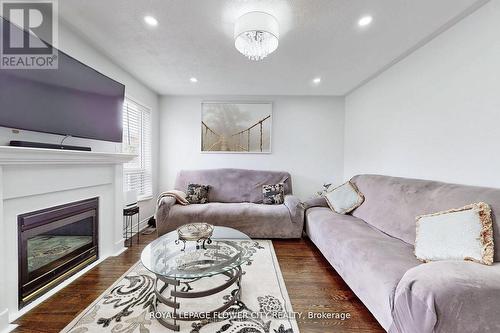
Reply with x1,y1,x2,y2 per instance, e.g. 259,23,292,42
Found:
262,183,285,205
186,184,210,204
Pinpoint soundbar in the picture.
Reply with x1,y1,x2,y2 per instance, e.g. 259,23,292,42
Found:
10,140,91,151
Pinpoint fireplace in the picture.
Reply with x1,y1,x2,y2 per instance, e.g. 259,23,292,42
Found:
18,198,99,308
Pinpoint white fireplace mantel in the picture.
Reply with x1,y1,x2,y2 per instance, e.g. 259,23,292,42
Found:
0,146,135,333
0,146,136,165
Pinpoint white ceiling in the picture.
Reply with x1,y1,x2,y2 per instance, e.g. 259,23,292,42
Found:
59,0,485,96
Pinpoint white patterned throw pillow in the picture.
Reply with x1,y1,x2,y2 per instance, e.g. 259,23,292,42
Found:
262,183,285,205
186,184,210,204
415,202,494,265
323,181,364,214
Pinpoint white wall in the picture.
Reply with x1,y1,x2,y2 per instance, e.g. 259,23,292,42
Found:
344,1,500,188
0,23,160,219
160,96,344,199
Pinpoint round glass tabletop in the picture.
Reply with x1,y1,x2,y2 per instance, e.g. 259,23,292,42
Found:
141,226,251,279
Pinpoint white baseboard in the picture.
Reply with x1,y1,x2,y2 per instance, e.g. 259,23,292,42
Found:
0,324,17,333
113,238,126,255
124,215,153,238
113,246,127,256
0,309,14,333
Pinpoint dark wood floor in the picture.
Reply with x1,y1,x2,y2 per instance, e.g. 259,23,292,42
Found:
14,233,384,333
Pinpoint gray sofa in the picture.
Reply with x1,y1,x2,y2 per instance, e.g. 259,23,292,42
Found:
157,168,304,238
305,174,500,333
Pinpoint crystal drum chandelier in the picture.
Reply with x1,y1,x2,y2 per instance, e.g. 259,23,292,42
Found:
234,11,279,61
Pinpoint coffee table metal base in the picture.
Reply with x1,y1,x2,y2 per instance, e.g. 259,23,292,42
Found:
151,266,243,331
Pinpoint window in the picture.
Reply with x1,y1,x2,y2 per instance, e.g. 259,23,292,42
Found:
122,97,152,199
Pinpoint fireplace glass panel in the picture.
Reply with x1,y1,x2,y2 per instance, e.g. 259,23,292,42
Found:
27,217,94,273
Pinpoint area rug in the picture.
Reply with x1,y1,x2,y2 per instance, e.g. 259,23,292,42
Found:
61,240,300,333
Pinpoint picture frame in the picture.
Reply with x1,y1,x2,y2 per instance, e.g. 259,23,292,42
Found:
201,101,272,154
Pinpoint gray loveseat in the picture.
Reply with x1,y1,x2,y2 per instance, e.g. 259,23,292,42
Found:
157,168,304,238
306,174,500,333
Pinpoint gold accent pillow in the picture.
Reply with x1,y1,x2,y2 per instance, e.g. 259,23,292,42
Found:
415,202,494,265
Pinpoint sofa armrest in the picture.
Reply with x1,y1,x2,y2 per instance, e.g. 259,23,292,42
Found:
391,262,500,333
284,195,305,224
155,196,176,228
303,196,329,210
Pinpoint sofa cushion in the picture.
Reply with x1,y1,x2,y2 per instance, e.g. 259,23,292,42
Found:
174,169,292,203
391,261,500,333
350,175,500,261
306,207,421,330
165,202,300,238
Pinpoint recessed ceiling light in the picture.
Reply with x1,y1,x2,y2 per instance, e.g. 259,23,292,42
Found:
144,16,158,27
358,15,373,27
190,77,198,83
313,77,321,84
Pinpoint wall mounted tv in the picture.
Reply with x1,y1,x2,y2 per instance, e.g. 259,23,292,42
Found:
0,19,125,143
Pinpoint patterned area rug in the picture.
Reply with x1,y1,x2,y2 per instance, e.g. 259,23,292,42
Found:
61,240,300,333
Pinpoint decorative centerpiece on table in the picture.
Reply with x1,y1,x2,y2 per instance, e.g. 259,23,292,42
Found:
175,222,214,251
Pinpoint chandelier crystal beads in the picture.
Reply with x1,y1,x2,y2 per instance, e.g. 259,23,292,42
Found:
234,12,279,61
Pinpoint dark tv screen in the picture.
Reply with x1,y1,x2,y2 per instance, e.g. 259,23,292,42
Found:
0,22,125,142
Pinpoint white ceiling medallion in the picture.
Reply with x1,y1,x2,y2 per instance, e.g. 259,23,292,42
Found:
234,11,279,61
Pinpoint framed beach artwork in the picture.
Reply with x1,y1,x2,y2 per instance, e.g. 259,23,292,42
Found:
201,102,272,153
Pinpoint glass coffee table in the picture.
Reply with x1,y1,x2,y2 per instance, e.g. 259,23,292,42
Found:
141,226,251,331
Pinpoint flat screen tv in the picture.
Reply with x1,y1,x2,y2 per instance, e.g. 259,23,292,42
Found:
0,19,125,143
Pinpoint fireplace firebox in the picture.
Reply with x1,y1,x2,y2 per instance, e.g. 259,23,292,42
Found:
18,198,99,308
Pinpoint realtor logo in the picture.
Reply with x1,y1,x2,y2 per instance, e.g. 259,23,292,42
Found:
1,0,58,69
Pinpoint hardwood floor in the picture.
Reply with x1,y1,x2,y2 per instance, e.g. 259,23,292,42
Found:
13,233,384,333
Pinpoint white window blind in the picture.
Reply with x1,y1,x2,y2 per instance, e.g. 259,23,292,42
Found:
123,97,152,199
